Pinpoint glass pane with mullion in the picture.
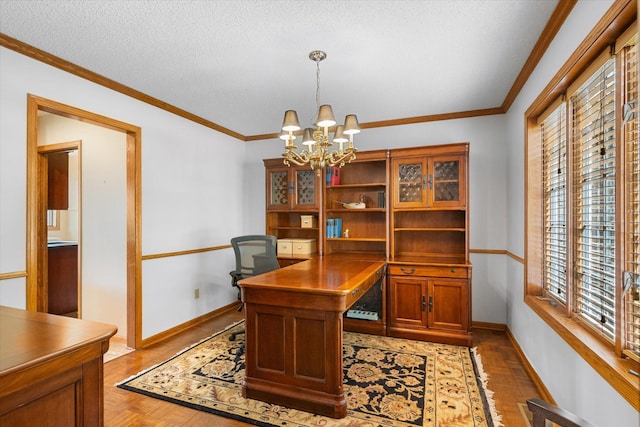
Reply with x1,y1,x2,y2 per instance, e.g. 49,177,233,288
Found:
295,169,315,205
572,57,616,341
542,104,568,302
623,41,640,360
398,162,424,203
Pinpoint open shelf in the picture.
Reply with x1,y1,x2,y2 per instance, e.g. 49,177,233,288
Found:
327,183,386,189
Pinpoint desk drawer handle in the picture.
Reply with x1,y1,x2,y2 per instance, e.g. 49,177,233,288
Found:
451,268,456,273
400,266,416,274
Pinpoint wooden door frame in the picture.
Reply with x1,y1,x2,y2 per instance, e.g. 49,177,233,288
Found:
26,94,142,349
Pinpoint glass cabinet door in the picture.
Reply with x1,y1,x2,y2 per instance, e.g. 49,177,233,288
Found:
294,169,318,209
267,168,291,210
428,155,466,208
393,158,427,208
266,166,320,211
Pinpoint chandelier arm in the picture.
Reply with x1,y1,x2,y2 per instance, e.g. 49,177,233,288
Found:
283,149,311,167
326,149,357,168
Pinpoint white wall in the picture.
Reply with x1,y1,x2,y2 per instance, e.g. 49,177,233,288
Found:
506,1,638,425
0,46,246,340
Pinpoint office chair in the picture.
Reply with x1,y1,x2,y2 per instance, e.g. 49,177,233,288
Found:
229,235,280,341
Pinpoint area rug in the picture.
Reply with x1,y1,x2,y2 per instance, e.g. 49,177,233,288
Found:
118,321,501,426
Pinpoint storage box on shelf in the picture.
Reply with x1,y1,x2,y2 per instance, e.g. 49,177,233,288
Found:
300,215,318,228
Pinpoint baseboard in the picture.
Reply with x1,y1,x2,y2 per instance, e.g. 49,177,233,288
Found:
505,326,556,404
472,320,554,404
141,301,242,348
472,321,507,331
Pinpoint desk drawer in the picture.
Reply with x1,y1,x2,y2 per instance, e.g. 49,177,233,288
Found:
388,265,467,278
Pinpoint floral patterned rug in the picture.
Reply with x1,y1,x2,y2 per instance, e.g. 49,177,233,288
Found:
118,321,501,426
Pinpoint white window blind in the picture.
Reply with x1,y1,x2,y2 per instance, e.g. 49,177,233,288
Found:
542,103,567,303
622,41,640,361
571,57,616,341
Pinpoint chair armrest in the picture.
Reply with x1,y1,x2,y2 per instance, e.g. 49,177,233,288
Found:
526,398,596,427
230,271,243,287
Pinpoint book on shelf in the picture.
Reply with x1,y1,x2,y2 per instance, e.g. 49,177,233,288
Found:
330,166,340,185
326,218,343,238
326,218,335,238
377,191,385,208
326,166,332,186
334,218,342,238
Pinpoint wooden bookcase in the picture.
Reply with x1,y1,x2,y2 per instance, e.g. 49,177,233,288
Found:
264,159,322,266
323,150,388,257
263,142,471,346
323,150,389,336
388,143,471,346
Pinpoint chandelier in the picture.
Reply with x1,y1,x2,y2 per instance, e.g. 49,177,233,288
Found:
279,50,360,174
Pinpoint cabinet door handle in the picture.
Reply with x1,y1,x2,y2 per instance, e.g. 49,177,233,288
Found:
400,266,415,274
421,295,426,311
428,174,433,189
428,296,433,312
422,175,426,190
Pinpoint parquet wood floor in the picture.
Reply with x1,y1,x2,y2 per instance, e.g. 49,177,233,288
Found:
103,310,541,426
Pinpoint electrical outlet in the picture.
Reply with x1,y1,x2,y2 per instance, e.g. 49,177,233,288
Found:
194,288,200,299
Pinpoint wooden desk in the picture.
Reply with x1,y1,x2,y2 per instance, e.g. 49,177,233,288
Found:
238,255,386,418
0,306,117,426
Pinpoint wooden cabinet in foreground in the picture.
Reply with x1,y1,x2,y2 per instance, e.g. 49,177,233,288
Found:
0,306,116,426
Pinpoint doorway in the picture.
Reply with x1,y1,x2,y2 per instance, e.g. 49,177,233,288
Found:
26,94,142,349
39,143,80,318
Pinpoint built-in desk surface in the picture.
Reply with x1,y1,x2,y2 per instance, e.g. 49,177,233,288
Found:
238,254,385,418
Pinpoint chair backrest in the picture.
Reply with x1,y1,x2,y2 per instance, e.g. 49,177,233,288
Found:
230,235,280,280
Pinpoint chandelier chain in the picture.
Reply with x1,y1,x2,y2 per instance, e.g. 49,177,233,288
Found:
314,57,321,125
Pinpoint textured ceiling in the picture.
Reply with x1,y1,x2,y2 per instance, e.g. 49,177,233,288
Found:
0,0,559,138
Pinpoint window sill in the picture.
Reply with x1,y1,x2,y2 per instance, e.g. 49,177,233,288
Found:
524,295,640,411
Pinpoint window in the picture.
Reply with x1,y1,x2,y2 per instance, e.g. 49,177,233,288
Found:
540,53,622,344
541,103,567,304
47,209,59,230
525,1,638,410
571,56,617,341
622,36,639,362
